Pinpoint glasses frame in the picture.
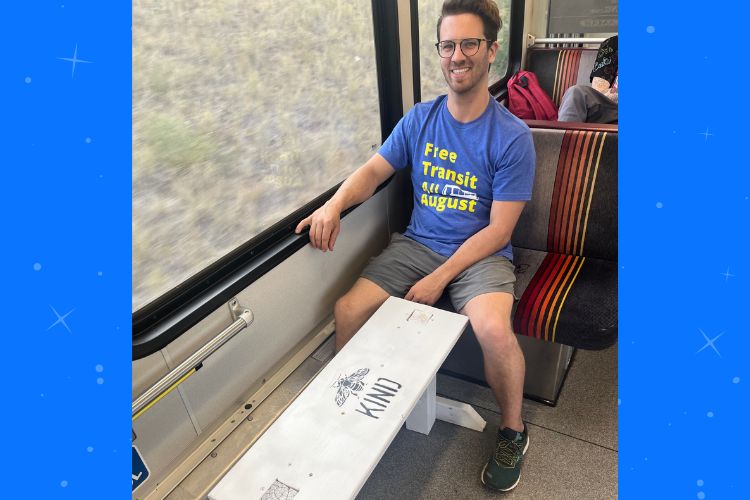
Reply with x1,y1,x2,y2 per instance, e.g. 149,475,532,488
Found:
435,38,493,58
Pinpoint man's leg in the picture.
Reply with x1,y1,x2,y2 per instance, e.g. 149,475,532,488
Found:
333,278,390,352
559,85,618,124
461,292,524,432
557,85,589,123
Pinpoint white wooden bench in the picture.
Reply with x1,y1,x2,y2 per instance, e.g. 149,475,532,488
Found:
209,296,486,500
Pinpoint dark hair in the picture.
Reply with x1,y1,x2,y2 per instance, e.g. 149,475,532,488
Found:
436,0,502,42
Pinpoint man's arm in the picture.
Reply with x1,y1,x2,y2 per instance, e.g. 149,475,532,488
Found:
404,200,526,306
295,153,395,252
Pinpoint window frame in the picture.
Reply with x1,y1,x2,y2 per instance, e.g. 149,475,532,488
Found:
488,0,525,100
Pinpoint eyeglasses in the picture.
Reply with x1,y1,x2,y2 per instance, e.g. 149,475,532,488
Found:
435,38,493,58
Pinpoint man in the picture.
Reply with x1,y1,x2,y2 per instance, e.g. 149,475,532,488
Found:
557,35,618,123
295,0,534,492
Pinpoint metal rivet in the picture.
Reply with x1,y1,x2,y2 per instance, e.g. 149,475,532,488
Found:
245,403,253,410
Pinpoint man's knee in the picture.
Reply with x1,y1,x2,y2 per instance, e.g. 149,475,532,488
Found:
472,316,517,352
334,293,356,325
563,84,586,98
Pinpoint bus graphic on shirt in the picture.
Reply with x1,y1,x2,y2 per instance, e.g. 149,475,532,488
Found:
442,184,478,200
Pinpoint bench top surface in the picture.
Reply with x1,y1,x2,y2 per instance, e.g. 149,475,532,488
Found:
209,296,468,500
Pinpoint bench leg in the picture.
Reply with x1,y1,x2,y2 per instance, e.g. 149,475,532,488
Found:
405,376,487,434
405,376,437,435
435,396,486,432
405,375,487,435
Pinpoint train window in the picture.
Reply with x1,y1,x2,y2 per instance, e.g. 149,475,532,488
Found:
133,1,381,312
418,0,512,101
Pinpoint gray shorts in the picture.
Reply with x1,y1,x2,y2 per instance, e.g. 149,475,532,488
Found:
361,233,517,312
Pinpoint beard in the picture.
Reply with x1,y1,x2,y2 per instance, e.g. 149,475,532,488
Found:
441,61,488,95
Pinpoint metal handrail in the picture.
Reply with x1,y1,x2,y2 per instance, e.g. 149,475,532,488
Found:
528,36,606,47
133,303,254,420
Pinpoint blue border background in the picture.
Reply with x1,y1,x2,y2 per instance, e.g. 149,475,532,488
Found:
3,1,131,497
620,2,749,499
3,1,748,498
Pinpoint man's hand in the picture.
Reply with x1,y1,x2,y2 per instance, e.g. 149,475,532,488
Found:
295,201,342,252
404,273,448,306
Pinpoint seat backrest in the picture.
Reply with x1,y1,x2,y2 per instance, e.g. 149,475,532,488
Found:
526,48,598,107
512,125,617,262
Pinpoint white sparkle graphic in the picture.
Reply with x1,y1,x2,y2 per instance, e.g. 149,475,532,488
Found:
697,479,704,486
85,137,91,144
33,263,41,271
720,267,735,282
60,480,68,488
707,411,714,418
57,44,93,78
733,376,740,384
95,364,103,373
696,328,724,357
646,26,655,33
697,492,705,499
87,446,94,453
48,306,74,333
656,201,663,209
699,128,713,142
96,377,104,385
25,76,31,84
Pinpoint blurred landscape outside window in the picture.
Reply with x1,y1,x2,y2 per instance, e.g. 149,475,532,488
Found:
419,0,511,101
133,0,381,311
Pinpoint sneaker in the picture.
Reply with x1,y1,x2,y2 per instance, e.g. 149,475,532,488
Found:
481,424,529,492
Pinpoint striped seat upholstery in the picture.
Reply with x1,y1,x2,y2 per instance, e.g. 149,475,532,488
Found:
526,48,598,107
511,128,617,349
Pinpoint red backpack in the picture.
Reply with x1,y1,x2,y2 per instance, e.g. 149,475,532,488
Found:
507,71,558,121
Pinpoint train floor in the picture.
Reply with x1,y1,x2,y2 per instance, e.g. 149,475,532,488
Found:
358,344,618,499
171,339,617,500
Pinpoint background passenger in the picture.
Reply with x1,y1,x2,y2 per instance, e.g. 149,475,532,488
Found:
557,35,618,123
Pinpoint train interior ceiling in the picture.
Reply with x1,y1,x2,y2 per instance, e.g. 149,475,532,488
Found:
132,0,618,498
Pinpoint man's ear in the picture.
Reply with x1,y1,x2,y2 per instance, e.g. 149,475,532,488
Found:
488,40,499,63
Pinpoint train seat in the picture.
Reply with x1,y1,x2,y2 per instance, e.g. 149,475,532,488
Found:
510,124,618,350
441,123,617,402
525,47,599,108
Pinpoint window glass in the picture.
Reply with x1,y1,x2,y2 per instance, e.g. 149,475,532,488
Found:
419,0,511,101
133,1,381,311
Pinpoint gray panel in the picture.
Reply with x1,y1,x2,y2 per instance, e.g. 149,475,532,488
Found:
132,389,198,498
440,324,573,403
178,191,390,433
548,0,617,34
517,334,574,401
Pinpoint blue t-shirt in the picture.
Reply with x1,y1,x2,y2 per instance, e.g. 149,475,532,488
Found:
378,95,535,261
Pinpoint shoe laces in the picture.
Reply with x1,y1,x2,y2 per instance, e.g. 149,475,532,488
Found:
494,433,523,467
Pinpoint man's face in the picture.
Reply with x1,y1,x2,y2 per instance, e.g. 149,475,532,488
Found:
439,13,497,95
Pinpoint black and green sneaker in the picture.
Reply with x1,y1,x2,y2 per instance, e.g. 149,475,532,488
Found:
481,424,529,492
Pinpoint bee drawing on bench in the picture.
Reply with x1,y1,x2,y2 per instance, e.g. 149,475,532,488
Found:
332,368,370,406
442,184,478,200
